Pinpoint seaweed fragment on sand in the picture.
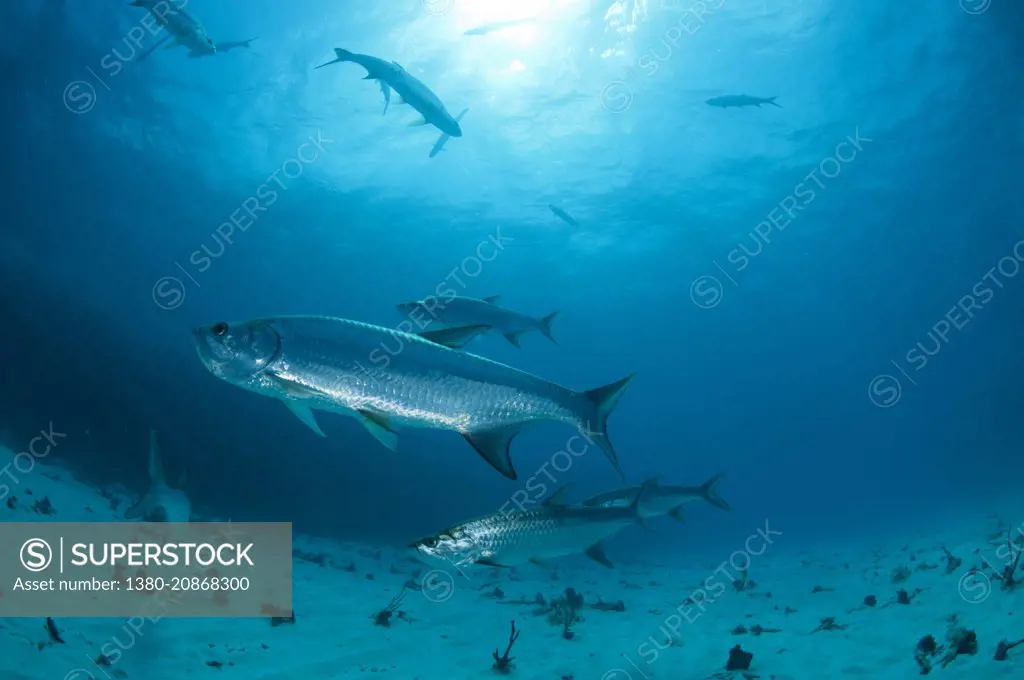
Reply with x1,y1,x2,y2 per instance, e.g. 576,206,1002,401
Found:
492,620,521,674
372,589,409,627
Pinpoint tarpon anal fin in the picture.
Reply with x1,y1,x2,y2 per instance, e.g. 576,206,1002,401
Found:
407,116,428,127
357,408,399,451
463,426,521,479
418,324,490,349
585,543,615,568
502,331,523,348
668,505,686,524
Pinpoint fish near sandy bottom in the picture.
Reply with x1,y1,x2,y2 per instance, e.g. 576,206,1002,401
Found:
411,484,653,569
125,429,191,522
315,48,462,137
583,473,729,523
191,316,634,480
395,294,558,348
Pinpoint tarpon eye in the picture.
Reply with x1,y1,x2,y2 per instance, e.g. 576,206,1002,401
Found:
211,322,229,337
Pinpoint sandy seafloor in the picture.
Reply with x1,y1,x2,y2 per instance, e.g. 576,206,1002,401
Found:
0,444,1021,680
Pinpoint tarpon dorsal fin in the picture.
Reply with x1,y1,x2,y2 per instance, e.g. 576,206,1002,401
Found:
391,60,405,71
543,484,572,507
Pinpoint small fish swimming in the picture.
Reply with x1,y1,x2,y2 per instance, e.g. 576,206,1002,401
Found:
706,95,781,109
582,473,729,523
411,484,652,569
192,316,633,480
214,37,258,54
125,429,191,522
129,0,216,58
429,108,470,158
141,35,257,61
463,17,536,36
548,204,579,226
396,295,558,348
315,48,462,137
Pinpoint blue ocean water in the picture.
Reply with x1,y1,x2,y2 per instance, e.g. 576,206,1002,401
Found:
2,1,1023,678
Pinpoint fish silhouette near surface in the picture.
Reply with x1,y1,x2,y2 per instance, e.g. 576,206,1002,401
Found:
706,94,781,109
316,48,462,137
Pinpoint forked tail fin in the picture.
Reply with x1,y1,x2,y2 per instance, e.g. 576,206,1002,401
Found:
700,472,730,511
580,373,635,480
537,311,559,344
315,48,354,70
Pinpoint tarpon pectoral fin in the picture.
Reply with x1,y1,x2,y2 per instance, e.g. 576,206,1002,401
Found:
418,324,490,350
163,38,181,50
463,426,521,480
529,558,555,569
668,506,686,524
283,401,326,437
502,331,523,348
543,484,572,507
477,558,512,568
270,374,323,399
482,295,502,305
357,409,398,450
585,543,614,568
